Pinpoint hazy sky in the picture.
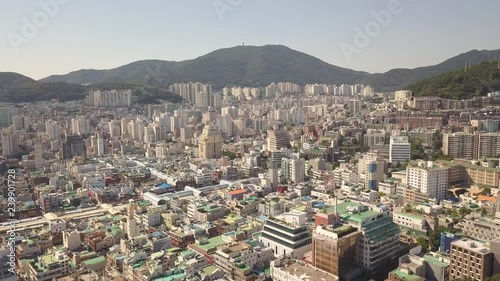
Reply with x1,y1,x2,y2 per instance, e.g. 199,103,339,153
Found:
1,0,500,80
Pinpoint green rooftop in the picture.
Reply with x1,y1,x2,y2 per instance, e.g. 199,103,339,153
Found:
193,235,226,252
202,265,219,276
422,254,449,267
82,256,105,266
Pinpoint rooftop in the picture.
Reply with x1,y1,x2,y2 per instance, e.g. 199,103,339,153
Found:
82,256,105,266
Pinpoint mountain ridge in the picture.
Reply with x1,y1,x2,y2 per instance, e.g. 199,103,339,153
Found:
39,45,500,91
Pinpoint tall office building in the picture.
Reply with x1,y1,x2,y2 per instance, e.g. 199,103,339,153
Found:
260,211,312,259
267,130,290,152
449,239,493,281
406,160,448,200
389,136,410,164
1,132,18,157
312,224,362,277
198,125,222,160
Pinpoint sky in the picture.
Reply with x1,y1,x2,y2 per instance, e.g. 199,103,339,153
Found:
1,0,500,80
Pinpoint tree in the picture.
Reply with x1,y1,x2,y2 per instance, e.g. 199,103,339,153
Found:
459,206,471,217
486,274,500,281
404,205,413,213
416,236,429,252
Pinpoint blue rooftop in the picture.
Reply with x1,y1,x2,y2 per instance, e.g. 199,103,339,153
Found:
156,183,173,189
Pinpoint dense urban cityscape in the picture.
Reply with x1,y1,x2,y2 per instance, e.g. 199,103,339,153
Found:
2,2,500,281
2,79,500,281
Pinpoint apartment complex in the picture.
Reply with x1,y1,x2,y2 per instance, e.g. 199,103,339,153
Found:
443,132,500,160
85,89,132,107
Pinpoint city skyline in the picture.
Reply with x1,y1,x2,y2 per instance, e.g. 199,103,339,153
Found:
1,0,500,79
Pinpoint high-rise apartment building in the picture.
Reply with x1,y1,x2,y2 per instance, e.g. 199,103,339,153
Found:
442,132,476,159
389,136,410,164
347,99,361,115
46,120,61,140
198,125,222,160
290,158,305,183
108,120,121,138
1,131,18,157
85,89,132,107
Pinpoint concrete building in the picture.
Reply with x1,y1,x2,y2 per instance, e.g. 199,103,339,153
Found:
363,129,386,148
406,161,448,200
347,99,361,116
271,256,339,281
334,201,400,273
27,251,70,281
290,158,305,183
267,130,290,152
260,211,312,259
393,212,427,235
394,90,412,102
312,224,362,277
449,239,493,281
442,132,475,159
1,131,18,157
85,89,132,107
389,136,410,164
198,125,222,160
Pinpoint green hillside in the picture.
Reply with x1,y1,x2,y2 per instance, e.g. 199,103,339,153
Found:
407,61,500,99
